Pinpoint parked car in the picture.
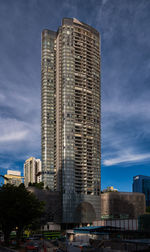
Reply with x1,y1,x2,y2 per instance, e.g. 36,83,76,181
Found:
25,241,39,251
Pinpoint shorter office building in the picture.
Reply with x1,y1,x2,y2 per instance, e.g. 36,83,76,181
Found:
4,170,23,186
133,175,150,206
101,192,145,219
41,222,61,231
93,219,138,231
24,157,42,187
102,186,118,192
67,226,150,251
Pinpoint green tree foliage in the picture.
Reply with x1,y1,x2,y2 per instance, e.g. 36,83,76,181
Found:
0,183,44,245
28,182,44,189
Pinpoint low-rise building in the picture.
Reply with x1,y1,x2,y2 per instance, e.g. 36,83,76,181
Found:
93,219,138,231
102,186,118,192
4,170,23,186
101,192,145,219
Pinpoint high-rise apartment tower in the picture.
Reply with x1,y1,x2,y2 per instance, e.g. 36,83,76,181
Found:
24,157,42,187
41,18,101,223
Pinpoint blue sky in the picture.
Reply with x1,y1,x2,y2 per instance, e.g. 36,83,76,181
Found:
0,0,150,191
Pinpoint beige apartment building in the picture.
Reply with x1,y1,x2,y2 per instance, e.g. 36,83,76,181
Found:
41,18,101,223
24,157,42,187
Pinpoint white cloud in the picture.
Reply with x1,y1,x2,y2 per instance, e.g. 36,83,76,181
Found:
0,118,29,140
0,130,28,142
101,90,150,168
0,117,40,159
102,97,150,121
103,152,150,166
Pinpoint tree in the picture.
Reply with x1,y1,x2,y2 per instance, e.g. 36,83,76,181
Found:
0,183,44,245
28,182,44,189
146,206,150,213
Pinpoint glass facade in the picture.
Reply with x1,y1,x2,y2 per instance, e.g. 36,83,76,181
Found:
142,179,150,206
41,30,56,189
133,175,150,206
41,18,101,223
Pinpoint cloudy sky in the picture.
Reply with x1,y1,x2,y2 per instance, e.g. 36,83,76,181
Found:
0,0,150,191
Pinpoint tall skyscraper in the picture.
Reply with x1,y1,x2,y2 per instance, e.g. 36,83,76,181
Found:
24,157,42,187
41,18,101,223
